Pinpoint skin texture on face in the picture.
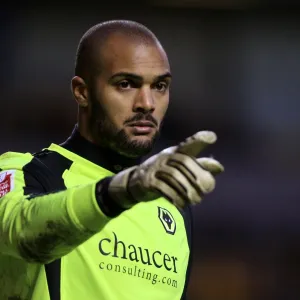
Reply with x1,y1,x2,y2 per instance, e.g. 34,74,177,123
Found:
74,32,171,158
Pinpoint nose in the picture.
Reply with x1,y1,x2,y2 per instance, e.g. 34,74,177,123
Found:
133,87,155,113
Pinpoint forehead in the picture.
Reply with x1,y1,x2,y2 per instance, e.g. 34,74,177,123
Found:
98,34,170,78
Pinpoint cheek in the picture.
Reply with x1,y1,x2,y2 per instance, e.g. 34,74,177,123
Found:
98,88,133,126
155,96,169,122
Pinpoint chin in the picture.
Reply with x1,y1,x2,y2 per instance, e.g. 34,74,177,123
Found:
117,143,153,158
111,128,159,157
121,136,154,158
131,134,153,141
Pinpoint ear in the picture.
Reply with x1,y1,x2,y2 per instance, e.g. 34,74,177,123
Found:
71,76,88,107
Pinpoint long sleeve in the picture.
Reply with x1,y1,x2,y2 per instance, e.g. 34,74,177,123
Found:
0,166,110,264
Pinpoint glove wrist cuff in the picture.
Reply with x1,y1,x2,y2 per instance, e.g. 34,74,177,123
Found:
108,166,138,209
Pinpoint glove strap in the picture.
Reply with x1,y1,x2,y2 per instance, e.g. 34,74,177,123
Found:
107,166,138,209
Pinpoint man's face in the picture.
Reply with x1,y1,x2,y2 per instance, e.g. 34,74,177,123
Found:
88,35,171,157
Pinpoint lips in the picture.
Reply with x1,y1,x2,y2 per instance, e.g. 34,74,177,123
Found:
127,121,155,134
128,121,155,127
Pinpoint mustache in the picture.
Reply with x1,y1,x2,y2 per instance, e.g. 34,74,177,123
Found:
124,113,158,127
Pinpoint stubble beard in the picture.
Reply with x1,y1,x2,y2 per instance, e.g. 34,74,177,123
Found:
89,95,160,158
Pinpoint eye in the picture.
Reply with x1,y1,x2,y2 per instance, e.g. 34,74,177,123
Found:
117,80,131,90
154,81,168,92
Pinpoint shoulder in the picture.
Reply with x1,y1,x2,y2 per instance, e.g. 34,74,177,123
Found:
0,149,73,194
0,151,33,171
23,149,73,193
31,149,73,173
0,149,72,175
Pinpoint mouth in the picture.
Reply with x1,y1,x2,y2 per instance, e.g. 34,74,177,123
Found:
128,121,155,128
127,121,156,135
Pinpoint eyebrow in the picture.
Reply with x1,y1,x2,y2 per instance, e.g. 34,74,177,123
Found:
109,72,172,82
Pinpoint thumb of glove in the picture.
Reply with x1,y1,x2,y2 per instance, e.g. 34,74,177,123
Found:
176,131,217,157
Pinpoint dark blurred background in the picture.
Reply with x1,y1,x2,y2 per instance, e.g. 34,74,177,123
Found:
1,1,300,299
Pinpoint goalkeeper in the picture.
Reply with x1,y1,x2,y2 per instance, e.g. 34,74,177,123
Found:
0,20,224,300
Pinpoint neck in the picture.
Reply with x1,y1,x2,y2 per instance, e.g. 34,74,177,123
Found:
60,124,142,173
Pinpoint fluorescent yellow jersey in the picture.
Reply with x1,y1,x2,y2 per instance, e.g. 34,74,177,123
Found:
0,127,192,300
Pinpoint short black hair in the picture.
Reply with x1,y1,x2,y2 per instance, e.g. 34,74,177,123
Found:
74,20,160,81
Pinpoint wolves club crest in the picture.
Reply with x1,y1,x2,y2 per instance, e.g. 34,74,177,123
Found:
158,207,176,235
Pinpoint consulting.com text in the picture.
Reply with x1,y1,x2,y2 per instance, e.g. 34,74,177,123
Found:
99,261,178,288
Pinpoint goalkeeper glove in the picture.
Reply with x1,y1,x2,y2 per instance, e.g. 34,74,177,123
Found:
101,131,224,210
